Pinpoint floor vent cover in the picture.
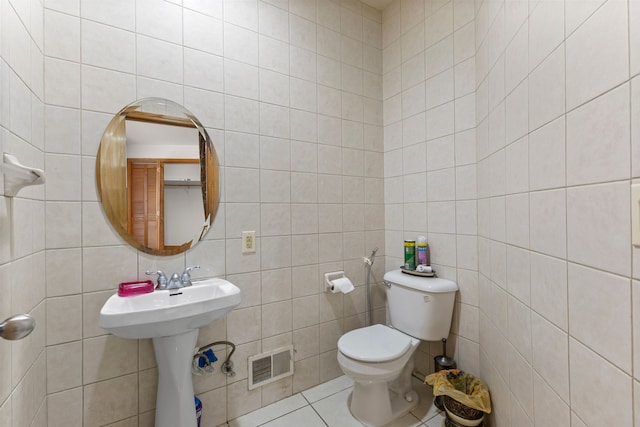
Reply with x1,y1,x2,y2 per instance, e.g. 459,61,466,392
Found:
248,345,294,389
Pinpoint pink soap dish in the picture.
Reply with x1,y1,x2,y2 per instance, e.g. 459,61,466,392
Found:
118,280,155,297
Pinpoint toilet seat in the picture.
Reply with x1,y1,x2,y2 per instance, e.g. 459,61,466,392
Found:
338,324,412,362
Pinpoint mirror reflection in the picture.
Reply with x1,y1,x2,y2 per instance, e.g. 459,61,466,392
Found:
96,98,220,256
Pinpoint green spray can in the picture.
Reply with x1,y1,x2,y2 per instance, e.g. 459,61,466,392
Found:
404,240,416,270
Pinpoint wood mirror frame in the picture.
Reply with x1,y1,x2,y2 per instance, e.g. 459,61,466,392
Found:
96,98,220,256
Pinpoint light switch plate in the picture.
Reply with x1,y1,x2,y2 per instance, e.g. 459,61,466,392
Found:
242,231,256,253
633,184,640,247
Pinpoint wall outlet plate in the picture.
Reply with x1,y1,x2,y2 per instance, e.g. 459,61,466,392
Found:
242,231,256,253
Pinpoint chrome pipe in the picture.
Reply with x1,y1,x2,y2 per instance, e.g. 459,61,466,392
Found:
365,247,379,326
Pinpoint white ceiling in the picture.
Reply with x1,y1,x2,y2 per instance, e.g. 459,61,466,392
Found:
361,0,394,10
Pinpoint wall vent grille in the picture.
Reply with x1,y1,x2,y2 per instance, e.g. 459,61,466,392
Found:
248,345,294,390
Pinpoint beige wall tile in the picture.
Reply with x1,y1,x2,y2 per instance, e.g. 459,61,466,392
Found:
47,341,82,393
46,248,82,297
565,0,629,110
261,268,292,304
138,368,158,414
569,339,632,426
104,416,139,427
568,263,631,373
12,302,45,387
199,386,227,427
226,272,262,308
82,290,112,338
0,327,9,404
12,352,46,427
12,252,46,314
47,295,82,346
83,335,138,384
262,300,292,338
508,348,533,419
292,295,319,329
528,116,565,191
48,387,83,427
81,202,122,247
532,312,569,405
567,182,631,277
261,375,292,407
633,78,640,179
45,202,81,248
566,84,630,187
293,356,319,394
529,189,566,259
318,320,342,353
228,306,261,344
505,246,529,306
293,326,319,361
318,349,341,383
138,339,156,371
262,332,292,353
532,373,569,427
227,380,261,420
82,246,138,293
83,374,138,426
139,411,154,427
2,395,12,427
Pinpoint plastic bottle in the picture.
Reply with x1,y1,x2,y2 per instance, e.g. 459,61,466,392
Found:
195,396,202,427
417,236,430,266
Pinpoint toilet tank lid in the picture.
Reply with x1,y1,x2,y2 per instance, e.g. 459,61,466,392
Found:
384,269,458,293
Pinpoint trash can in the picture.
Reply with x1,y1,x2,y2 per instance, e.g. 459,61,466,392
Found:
425,369,491,426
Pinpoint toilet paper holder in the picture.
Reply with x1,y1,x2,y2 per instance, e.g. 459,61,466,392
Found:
324,271,351,293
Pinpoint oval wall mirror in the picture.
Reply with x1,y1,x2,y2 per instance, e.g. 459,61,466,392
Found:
96,98,220,256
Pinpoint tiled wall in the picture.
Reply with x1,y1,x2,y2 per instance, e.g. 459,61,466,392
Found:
381,0,479,377
476,1,640,426
383,0,640,426
4,0,639,426
2,0,386,426
0,0,48,425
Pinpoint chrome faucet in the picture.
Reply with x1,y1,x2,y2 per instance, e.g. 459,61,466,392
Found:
145,266,200,290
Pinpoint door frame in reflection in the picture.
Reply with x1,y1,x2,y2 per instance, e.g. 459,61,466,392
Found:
127,158,200,253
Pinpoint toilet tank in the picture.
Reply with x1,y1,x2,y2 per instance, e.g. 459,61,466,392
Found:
383,269,458,341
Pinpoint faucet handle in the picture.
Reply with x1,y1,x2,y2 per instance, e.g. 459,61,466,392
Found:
181,265,200,287
145,270,168,289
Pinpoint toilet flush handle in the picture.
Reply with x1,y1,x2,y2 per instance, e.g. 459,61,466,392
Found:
384,281,391,288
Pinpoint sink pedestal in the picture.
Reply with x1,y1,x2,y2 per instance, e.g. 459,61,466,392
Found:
153,329,199,427
99,278,242,426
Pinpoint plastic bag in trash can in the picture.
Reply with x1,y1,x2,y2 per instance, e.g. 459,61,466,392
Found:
425,369,492,414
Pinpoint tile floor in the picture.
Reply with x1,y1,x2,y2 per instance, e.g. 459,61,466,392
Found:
227,376,446,427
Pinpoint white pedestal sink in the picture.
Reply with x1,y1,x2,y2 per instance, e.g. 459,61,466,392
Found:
99,278,241,427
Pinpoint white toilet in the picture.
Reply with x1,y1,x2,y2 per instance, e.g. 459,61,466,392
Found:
337,269,458,427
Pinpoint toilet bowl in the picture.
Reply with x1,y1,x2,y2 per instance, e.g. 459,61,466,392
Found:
337,269,458,427
338,324,420,426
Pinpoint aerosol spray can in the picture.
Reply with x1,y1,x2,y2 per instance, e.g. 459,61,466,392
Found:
404,240,416,270
417,236,430,266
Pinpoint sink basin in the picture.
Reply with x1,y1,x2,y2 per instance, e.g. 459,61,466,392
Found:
99,277,241,339
99,276,241,427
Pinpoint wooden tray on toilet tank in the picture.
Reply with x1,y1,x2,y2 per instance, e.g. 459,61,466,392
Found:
400,267,436,277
